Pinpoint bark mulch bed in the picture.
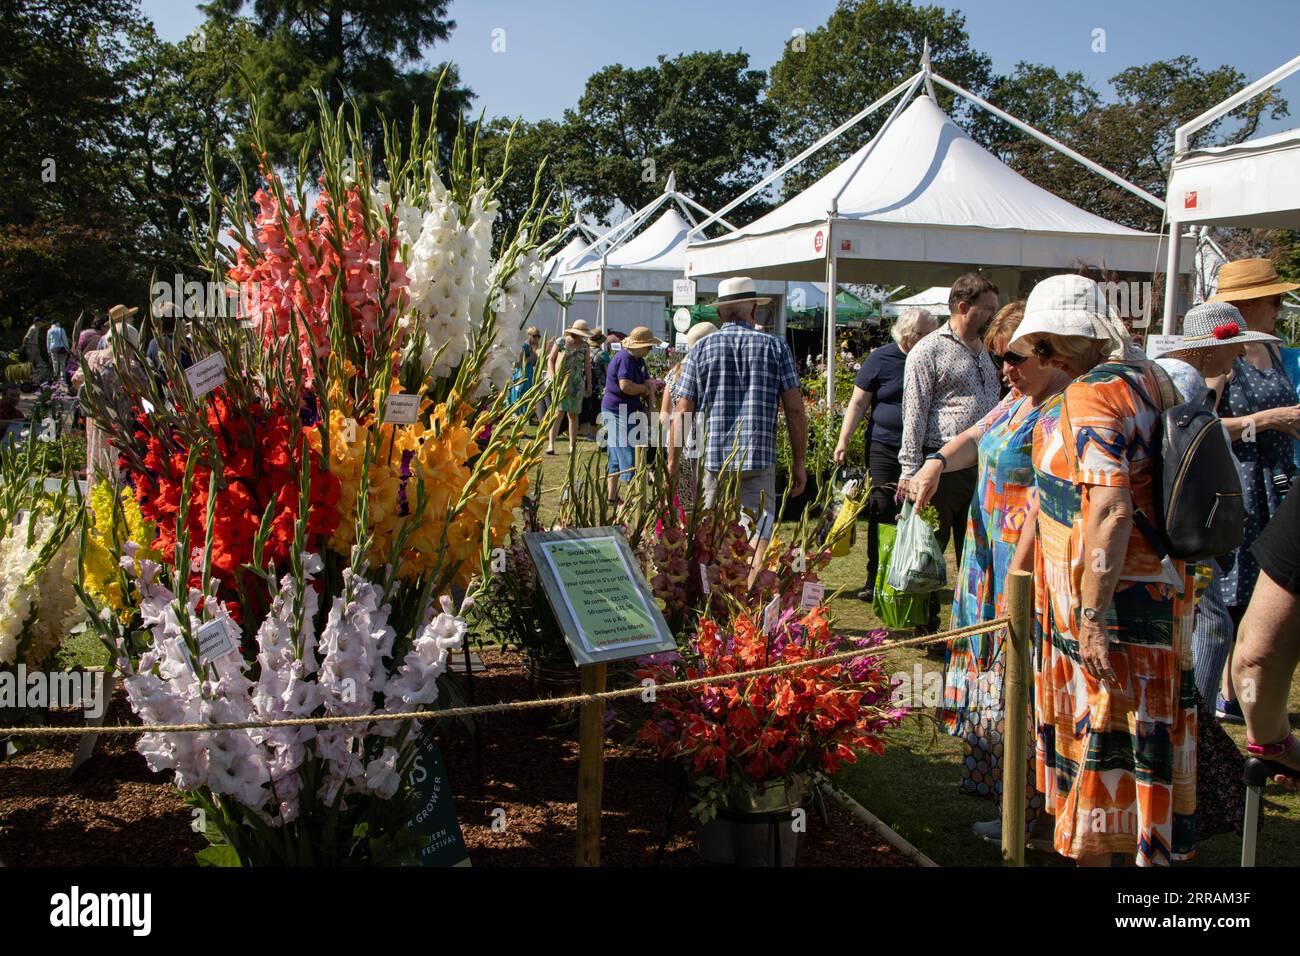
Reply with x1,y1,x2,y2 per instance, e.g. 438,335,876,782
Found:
0,649,913,867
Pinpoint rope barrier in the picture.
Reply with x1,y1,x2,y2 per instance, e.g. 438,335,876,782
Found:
0,616,1009,737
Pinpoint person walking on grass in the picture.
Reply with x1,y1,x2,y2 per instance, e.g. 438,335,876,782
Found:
899,274,1002,645
668,277,806,587
546,319,592,455
600,326,662,505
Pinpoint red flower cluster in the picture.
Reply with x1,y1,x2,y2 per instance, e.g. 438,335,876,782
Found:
637,610,904,784
132,393,342,615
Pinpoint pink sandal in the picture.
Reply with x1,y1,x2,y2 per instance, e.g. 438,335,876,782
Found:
1246,733,1300,782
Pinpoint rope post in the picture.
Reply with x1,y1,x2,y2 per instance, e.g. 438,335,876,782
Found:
575,662,607,866
1001,569,1033,866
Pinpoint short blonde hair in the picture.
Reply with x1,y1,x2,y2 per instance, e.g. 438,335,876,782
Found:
1033,333,1108,373
983,300,1025,352
891,307,935,346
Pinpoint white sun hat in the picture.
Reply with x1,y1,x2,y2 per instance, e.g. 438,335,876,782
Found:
1008,274,1135,361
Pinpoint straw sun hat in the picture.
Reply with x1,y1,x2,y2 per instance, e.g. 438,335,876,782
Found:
564,319,592,338
1165,301,1278,357
1209,259,1299,303
685,321,719,348
622,326,662,350
108,304,139,323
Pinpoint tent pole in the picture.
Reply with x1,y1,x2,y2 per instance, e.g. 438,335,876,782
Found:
929,72,1165,211
1162,222,1182,336
825,226,837,411
598,267,607,334
687,71,923,243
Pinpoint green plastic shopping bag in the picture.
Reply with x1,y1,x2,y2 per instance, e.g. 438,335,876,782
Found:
872,523,930,629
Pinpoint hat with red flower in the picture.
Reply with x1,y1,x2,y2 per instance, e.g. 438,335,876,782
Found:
1164,301,1279,358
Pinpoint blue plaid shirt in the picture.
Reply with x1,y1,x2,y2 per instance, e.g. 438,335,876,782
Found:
673,321,799,473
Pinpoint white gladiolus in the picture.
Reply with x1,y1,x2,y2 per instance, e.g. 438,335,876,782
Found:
116,556,465,826
0,512,84,667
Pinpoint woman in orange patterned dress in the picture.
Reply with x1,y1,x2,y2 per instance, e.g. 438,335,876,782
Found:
1009,275,1196,867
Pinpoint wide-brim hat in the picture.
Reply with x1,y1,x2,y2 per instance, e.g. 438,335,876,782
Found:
1209,258,1300,303
1165,301,1278,357
108,304,139,323
1008,274,1117,355
564,319,592,338
714,276,770,307
685,321,719,348
622,326,662,350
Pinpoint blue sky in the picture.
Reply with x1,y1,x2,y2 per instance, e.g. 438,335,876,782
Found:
142,0,1300,131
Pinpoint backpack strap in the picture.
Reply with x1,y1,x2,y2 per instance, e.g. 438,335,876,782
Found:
1058,367,1185,595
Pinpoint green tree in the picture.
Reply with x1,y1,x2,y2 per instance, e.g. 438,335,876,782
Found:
559,51,776,225
0,0,149,326
767,0,993,196
199,0,472,168
475,118,569,246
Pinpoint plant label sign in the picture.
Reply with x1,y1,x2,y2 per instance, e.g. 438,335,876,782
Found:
762,595,781,635
524,527,675,666
385,393,421,425
185,353,227,397
407,727,470,867
800,581,824,610
196,617,239,665
1144,334,1182,359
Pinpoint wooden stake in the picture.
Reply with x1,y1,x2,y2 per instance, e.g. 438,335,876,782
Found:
1001,569,1033,866
575,663,607,866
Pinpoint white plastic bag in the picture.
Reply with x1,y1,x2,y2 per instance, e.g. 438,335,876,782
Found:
885,501,947,594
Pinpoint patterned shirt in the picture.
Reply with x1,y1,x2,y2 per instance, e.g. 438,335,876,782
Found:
899,322,1000,477
673,321,799,473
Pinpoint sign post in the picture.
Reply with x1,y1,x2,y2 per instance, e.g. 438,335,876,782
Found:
524,528,676,866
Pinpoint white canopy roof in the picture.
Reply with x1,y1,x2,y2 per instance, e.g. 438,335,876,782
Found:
882,285,951,316
686,95,1189,286
564,207,781,296
544,233,593,277
1167,126,1300,229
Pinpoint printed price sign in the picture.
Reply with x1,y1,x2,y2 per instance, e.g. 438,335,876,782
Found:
524,528,676,666
196,617,239,665
800,581,825,610
385,393,420,425
185,353,227,397
1145,334,1182,359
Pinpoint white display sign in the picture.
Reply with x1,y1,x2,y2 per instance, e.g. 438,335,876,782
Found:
197,617,239,665
1145,335,1182,359
672,279,697,307
385,393,421,425
185,353,227,397
800,581,825,610
762,595,781,636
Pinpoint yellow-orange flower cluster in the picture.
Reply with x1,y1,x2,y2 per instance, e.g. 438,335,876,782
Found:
325,399,528,587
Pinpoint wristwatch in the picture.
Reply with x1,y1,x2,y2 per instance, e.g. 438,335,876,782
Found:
924,452,947,467
1081,607,1101,623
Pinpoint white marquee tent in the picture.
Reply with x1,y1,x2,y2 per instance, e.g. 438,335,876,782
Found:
882,286,951,317
1161,54,1300,333
683,49,1192,397
549,177,784,337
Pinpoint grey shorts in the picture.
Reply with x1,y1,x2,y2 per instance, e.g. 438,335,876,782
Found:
702,465,777,537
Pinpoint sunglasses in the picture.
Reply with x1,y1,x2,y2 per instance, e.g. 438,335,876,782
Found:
990,350,1029,367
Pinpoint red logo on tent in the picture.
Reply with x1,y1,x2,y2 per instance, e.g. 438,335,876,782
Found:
611,279,621,288
840,239,853,252
1184,191,1198,210
813,230,824,253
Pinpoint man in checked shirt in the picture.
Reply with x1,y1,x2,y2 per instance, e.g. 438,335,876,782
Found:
897,273,1002,639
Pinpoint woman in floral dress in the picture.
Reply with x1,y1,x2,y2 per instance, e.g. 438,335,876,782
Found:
909,302,1067,842
546,321,591,455
1010,275,1195,867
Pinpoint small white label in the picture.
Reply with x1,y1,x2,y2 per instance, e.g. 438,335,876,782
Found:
196,617,238,665
699,564,710,595
185,353,227,397
800,581,824,610
672,279,696,307
762,596,780,635
1145,334,1182,359
385,393,420,425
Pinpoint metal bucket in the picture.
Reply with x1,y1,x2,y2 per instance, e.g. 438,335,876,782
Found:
693,776,809,867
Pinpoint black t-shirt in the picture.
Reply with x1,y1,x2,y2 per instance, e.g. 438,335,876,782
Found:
854,342,906,449
1254,483,1300,597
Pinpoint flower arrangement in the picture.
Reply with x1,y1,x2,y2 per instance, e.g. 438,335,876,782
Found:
74,90,565,865
0,441,83,668
636,608,905,822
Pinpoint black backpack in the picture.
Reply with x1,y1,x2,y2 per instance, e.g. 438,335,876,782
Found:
1064,362,1244,563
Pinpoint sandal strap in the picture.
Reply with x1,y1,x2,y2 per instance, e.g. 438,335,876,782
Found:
1247,733,1296,757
